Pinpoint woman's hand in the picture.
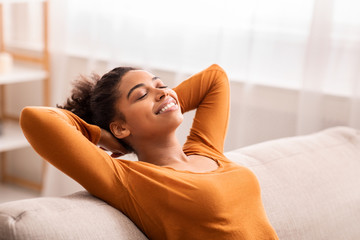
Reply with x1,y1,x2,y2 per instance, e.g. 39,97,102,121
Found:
98,128,128,158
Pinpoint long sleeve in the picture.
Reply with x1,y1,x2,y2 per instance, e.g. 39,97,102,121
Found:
20,107,127,202
173,64,230,154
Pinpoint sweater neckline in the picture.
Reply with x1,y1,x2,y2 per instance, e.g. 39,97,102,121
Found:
134,157,224,174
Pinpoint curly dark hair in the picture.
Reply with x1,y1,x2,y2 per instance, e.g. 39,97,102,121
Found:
57,66,137,152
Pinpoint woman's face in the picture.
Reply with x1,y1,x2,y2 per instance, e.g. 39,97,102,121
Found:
114,70,184,140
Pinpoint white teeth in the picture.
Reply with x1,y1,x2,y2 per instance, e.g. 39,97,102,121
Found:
158,102,175,114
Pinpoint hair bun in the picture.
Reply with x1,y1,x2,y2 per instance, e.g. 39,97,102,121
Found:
57,73,100,124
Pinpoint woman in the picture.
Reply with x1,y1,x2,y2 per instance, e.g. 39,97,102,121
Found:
20,64,279,239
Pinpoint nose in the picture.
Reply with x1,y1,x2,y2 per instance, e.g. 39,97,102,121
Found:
155,88,168,101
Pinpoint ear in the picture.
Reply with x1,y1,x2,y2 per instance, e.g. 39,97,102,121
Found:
109,121,130,139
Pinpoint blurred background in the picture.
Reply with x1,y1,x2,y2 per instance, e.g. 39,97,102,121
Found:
0,0,359,200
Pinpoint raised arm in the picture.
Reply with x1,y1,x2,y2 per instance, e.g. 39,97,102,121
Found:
20,107,127,202
173,64,230,154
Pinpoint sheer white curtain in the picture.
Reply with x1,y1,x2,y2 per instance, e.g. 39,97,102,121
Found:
41,0,360,195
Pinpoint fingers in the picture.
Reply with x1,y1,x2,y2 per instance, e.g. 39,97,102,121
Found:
111,152,124,158
99,146,125,158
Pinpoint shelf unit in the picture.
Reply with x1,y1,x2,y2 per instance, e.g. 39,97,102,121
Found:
0,0,49,192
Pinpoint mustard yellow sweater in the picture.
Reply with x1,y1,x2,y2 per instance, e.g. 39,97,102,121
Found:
21,64,278,240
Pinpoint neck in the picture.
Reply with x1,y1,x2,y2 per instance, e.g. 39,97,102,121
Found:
133,132,188,166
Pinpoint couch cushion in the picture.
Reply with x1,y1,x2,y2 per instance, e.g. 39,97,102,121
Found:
0,191,147,240
225,126,360,240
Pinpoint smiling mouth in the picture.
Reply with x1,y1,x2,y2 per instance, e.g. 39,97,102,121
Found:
156,102,176,115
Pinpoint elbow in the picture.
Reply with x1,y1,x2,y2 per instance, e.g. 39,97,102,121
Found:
20,107,37,135
209,64,229,82
20,106,48,135
20,106,34,125
211,64,230,89
210,64,226,73
20,106,56,148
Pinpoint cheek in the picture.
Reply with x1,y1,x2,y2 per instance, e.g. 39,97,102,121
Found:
124,103,155,126
169,89,179,100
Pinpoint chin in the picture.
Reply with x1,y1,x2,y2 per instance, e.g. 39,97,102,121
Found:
162,112,184,133
168,113,184,130
175,112,184,125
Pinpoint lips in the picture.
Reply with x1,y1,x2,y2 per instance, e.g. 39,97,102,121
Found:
155,97,178,115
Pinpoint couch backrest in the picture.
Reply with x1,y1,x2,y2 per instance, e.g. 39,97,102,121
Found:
225,126,360,240
0,191,147,240
1,127,359,240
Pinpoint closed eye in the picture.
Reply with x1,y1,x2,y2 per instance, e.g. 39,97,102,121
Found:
136,85,167,101
137,92,148,100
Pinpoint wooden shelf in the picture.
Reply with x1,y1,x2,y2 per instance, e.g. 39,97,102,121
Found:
0,120,29,152
0,65,47,85
0,0,49,193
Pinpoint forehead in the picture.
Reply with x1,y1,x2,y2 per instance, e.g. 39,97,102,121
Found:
121,70,155,86
117,70,159,99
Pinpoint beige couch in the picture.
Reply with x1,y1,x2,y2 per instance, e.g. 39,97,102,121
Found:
0,126,359,240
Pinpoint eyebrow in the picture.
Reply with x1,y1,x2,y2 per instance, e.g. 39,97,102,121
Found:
127,76,160,99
